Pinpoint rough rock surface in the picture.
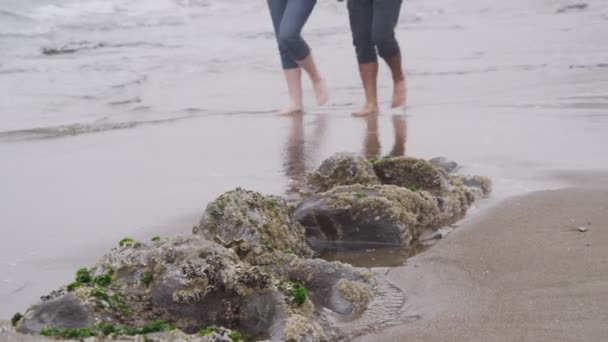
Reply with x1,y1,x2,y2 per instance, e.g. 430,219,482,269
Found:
296,154,492,251
18,236,282,338
2,321,237,342
16,237,371,341
294,184,440,251
458,175,492,200
307,153,379,192
285,258,376,317
373,157,450,194
429,157,460,174
19,294,95,334
194,188,313,258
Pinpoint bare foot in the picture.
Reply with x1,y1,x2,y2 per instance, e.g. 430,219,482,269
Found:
392,80,407,108
279,104,303,116
352,103,379,117
313,78,329,106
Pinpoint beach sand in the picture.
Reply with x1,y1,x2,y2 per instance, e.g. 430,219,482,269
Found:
355,180,608,341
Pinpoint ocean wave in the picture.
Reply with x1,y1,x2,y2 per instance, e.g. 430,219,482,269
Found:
0,9,33,20
41,41,180,56
28,0,182,21
0,9,51,38
0,116,193,142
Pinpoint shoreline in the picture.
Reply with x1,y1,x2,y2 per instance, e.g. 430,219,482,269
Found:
3,171,608,341
354,179,608,341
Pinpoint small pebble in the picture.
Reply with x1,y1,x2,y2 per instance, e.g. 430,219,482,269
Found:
578,226,589,232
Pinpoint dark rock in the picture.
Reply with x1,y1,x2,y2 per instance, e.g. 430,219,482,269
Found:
294,184,440,252
373,157,450,194
18,294,95,334
95,235,278,337
307,153,379,192
194,188,313,258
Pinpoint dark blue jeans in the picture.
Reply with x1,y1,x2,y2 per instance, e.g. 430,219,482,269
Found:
347,0,403,64
267,0,317,69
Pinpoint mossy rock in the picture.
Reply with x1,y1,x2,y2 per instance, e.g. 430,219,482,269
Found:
458,175,492,199
307,153,379,193
285,258,376,317
18,294,96,334
373,157,449,194
294,184,440,251
195,188,313,258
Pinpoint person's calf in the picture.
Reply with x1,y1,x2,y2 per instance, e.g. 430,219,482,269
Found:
298,54,329,106
384,54,407,108
353,62,379,116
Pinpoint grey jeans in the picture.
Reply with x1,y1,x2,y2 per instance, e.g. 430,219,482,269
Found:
268,0,317,69
347,0,403,64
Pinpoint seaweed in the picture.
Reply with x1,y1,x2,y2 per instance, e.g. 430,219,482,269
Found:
119,237,136,247
11,312,23,327
140,271,154,287
199,325,217,336
289,281,308,306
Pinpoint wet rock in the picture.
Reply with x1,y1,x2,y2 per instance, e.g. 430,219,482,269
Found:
294,184,440,252
229,246,376,319
307,153,379,192
18,294,95,334
194,188,313,258
19,236,281,340
373,157,450,194
284,258,375,317
429,157,460,174
97,235,277,336
142,328,235,342
283,315,328,342
458,175,492,199
18,234,346,341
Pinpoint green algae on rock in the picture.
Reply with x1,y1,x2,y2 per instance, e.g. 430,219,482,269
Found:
283,314,328,342
373,157,449,194
194,188,313,258
288,281,308,306
118,237,136,248
307,153,379,192
10,313,23,327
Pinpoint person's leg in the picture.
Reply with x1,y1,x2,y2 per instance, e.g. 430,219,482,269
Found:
268,0,303,114
279,0,328,106
347,0,379,116
371,0,407,108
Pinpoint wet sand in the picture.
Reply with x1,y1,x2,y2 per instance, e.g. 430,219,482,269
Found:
355,181,608,341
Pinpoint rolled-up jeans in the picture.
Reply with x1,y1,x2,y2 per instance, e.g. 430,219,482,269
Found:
347,0,403,64
268,0,317,69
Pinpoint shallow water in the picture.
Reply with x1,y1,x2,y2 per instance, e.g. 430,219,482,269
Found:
1,0,608,320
